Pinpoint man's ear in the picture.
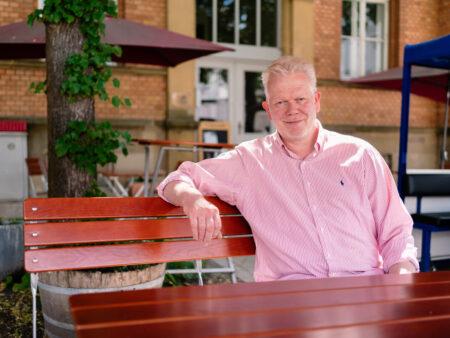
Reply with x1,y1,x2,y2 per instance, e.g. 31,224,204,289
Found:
262,101,272,120
314,91,321,114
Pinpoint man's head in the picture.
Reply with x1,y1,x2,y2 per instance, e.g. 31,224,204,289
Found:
261,56,317,97
261,56,320,149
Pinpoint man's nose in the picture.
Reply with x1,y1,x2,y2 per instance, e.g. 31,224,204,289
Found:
286,101,299,114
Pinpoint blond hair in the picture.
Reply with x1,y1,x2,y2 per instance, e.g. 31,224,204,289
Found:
261,56,317,97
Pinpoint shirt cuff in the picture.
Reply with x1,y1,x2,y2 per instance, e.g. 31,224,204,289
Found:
156,171,195,202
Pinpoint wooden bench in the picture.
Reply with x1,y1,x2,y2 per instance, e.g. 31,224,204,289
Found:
404,171,450,272
23,196,254,338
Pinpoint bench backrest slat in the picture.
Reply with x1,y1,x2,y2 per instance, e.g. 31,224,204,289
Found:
24,217,251,246
25,238,254,272
24,196,239,220
24,197,254,273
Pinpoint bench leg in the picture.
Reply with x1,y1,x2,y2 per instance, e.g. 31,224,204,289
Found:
420,229,432,272
227,257,238,284
30,273,38,338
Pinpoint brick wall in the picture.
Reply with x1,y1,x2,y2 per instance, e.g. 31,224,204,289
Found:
438,0,450,35
398,0,440,63
123,0,166,27
0,65,46,119
0,0,168,123
0,0,34,26
314,0,442,130
313,0,341,80
319,86,439,128
96,71,166,121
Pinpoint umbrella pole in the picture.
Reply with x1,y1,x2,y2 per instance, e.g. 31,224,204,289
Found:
440,73,450,169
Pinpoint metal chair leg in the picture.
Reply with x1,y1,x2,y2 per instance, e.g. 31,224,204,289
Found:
149,147,166,196
227,257,238,283
420,228,432,272
195,260,204,286
30,273,38,338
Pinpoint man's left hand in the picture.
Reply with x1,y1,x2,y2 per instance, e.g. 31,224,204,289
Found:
388,260,417,274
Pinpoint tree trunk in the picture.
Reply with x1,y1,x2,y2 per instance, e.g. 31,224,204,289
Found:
46,22,94,197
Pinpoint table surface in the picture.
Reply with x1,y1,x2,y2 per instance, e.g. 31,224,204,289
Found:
70,271,450,338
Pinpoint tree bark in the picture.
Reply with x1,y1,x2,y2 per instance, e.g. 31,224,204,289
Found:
46,22,95,197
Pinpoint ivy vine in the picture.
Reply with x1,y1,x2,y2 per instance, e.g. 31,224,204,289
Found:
28,0,134,197
28,0,131,107
55,120,131,177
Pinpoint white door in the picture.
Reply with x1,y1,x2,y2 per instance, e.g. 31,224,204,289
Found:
196,60,272,144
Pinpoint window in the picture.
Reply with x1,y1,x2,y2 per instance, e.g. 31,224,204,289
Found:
341,0,388,78
196,0,279,48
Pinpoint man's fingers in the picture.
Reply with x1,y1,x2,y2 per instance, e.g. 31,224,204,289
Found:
212,213,222,239
204,217,215,242
197,216,207,242
190,217,199,240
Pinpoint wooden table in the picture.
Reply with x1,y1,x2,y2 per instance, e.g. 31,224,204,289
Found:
70,271,450,337
133,138,234,196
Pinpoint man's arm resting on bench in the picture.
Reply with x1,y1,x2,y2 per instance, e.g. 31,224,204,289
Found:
162,181,222,242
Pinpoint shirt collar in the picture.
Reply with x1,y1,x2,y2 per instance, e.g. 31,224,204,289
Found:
273,120,326,159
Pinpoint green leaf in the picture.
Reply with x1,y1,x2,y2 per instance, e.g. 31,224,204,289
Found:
55,142,69,157
112,78,120,88
124,98,132,107
111,96,121,107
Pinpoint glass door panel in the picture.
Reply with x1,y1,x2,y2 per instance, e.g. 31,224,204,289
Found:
244,71,269,133
196,67,230,121
236,63,272,143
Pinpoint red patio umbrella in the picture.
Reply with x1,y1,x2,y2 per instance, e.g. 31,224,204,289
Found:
0,17,232,66
348,66,449,103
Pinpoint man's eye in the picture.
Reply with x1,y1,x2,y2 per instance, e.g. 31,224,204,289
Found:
275,101,286,106
295,98,305,103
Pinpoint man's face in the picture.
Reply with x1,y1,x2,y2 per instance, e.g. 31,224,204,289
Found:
262,72,320,145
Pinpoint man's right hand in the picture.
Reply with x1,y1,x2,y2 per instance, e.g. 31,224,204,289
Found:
162,181,222,242
182,195,222,242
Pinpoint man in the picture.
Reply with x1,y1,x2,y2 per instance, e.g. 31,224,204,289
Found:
157,56,418,282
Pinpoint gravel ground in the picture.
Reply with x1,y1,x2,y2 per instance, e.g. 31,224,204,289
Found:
0,277,44,338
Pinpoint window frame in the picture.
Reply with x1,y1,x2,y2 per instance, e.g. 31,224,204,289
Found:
198,0,281,61
340,0,389,79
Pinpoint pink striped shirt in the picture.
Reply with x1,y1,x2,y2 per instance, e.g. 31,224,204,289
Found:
158,122,419,282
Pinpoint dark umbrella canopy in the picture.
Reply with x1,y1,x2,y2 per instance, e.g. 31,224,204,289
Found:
0,17,232,66
348,66,449,102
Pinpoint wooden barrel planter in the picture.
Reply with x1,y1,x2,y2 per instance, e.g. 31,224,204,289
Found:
37,263,166,338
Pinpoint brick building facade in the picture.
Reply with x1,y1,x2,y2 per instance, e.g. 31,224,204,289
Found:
0,0,448,178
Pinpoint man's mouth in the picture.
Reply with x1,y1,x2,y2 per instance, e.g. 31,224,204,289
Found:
284,120,304,124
